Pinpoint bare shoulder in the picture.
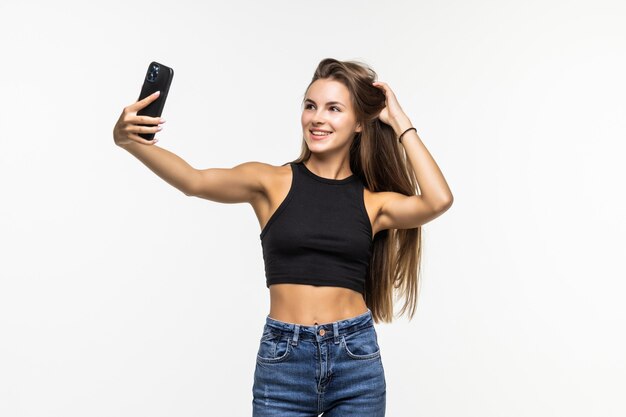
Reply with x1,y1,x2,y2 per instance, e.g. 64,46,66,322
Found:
251,162,295,232
257,161,294,201
362,187,387,235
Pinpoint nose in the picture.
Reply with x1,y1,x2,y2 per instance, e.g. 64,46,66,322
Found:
312,108,327,125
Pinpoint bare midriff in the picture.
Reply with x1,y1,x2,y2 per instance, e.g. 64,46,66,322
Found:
268,283,368,326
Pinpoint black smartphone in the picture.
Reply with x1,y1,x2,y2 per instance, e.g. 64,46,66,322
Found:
136,61,174,140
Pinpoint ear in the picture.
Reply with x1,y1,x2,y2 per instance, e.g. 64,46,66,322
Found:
355,122,362,133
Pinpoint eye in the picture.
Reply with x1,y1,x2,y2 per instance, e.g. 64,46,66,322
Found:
303,104,341,112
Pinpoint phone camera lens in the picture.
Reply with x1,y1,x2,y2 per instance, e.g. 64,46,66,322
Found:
146,64,160,83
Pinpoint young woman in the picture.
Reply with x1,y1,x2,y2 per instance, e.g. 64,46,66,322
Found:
113,58,453,416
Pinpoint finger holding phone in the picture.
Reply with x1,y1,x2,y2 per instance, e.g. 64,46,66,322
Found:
113,91,165,147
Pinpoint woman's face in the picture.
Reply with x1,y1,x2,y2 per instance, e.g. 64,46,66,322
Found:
301,78,362,154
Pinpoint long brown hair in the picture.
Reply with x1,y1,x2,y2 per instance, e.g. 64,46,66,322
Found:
288,58,423,323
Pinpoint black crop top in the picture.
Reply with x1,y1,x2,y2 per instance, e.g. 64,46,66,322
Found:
259,161,374,295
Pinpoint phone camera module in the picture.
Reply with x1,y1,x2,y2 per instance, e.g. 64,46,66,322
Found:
146,64,160,83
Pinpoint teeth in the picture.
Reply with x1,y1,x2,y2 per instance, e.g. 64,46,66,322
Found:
312,131,331,136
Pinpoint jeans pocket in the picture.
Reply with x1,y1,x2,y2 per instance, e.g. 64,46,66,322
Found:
341,326,381,360
256,330,292,364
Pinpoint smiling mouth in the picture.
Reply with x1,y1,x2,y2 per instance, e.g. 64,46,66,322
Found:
310,130,333,138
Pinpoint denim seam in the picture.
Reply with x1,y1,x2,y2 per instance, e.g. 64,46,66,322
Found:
257,337,292,363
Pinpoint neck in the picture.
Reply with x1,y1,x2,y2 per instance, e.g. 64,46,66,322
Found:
304,157,352,180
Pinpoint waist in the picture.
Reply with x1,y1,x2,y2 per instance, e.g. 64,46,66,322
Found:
264,308,374,341
268,283,367,325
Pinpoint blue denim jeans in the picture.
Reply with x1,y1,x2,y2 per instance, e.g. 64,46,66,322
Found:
252,308,386,416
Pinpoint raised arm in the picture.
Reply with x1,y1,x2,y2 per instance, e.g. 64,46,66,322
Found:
113,91,267,203
113,91,198,196
187,162,269,204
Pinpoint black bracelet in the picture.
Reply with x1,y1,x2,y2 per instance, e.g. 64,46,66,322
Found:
398,127,417,144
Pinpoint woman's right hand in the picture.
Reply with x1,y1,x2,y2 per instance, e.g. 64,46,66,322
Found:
113,91,166,147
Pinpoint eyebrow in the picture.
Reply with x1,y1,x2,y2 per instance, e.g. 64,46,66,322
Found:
303,98,346,108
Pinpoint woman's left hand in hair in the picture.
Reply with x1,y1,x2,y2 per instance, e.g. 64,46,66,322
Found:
371,81,410,128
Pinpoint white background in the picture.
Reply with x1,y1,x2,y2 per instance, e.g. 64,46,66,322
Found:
1,0,625,416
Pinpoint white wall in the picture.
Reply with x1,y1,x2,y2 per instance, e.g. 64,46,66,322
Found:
1,0,624,416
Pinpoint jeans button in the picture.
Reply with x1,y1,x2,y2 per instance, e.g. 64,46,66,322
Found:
319,328,326,336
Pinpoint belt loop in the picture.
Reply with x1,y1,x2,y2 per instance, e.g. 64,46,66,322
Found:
333,322,340,344
291,324,300,346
